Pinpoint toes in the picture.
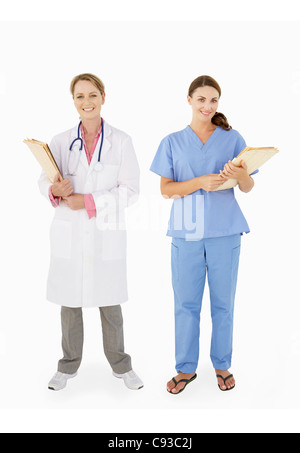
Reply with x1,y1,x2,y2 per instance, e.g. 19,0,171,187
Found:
217,377,235,390
216,371,235,390
225,376,235,389
167,379,176,393
218,379,227,390
217,377,226,390
227,378,235,389
171,383,184,394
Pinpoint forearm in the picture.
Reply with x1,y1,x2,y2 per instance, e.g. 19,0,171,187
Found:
238,175,254,193
161,177,201,199
223,160,254,193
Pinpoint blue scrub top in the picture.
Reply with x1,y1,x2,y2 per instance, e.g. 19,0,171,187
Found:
150,125,257,240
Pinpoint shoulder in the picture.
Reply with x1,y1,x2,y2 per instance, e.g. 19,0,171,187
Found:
167,127,189,141
105,122,132,141
219,126,241,139
218,127,244,139
50,127,76,145
218,127,246,146
49,127,76,155
159,127,189,147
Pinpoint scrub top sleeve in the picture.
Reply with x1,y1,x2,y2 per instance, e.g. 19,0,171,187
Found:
233,132,247,158
150,137,174,179
234,131,258,176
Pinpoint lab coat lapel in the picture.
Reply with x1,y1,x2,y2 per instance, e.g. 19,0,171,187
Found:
69,124,89,172
77,126,90,171
88,121,112,173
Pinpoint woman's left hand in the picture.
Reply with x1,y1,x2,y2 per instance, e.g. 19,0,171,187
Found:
63,193,85,210
221,160,248,182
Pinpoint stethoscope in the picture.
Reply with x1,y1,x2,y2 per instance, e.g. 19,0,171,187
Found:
66,117,104,175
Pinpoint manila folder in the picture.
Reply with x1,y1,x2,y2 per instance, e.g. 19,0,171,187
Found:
214,146,279,191
24,138,62,183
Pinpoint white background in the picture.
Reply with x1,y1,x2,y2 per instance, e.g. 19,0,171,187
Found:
1,1,300,433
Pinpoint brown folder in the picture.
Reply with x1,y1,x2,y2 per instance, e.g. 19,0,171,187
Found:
215,146,279,191
24,138,63,183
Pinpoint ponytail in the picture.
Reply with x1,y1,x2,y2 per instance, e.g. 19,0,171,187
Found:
212,112,232,131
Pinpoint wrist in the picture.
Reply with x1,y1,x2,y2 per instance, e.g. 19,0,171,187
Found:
238,172,250,184
197,176,203,190
51,185,58,197
238,174,254,192
79,194,85,209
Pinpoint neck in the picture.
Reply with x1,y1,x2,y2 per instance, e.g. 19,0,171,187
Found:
190,117,215,134
81,116,102,136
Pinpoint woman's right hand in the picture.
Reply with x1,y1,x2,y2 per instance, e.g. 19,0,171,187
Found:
51,173,74,197
198,173,228,192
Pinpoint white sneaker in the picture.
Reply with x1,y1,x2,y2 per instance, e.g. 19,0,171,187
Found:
113,370,144,390
48,371,78,391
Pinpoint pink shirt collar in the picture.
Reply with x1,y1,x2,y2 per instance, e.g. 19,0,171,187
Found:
80,119,103,165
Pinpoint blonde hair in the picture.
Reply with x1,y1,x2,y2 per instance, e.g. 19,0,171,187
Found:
70,73,105,96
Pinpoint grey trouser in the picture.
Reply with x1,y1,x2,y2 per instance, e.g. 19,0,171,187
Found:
58,305,132,375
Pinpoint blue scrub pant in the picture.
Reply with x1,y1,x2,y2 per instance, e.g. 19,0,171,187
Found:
171,234,241,373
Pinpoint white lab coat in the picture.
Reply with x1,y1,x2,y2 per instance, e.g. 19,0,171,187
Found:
38,121,140,308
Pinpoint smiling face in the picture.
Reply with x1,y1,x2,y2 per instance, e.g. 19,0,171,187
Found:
73,80,105,121
187,86,219,123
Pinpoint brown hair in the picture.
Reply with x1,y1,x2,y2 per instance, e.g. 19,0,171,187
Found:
188,75,232,131
70,73,105,96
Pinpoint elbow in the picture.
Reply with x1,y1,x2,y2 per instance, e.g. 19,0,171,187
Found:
239,178,255,193
160,178,181,199
161,190,181,200
161,189,171,199
160,186,177,199
160,183,171,199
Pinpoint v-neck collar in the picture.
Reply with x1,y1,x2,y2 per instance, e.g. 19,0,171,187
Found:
186,125,220,149
70,120,112,172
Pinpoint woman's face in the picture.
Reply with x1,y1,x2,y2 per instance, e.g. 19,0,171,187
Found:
188,86,219,123
73,80,105,121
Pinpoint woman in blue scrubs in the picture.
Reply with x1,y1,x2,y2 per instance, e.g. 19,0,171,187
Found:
150,75,257,394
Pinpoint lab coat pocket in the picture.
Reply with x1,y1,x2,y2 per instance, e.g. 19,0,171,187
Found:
50,219,72,259
95,164,119,191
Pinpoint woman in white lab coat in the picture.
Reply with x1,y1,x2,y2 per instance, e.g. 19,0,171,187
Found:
38,73,143,391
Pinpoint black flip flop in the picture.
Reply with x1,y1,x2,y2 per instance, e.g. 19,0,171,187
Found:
216,374,235,392
167,373,197,395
